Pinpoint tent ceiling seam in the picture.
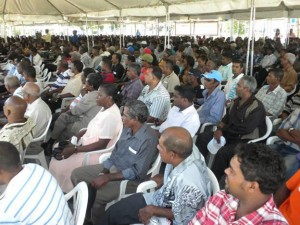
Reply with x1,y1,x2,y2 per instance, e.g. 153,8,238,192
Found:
64,0,86,14
103,0,120,10
46,0,64,19
2,0,7,17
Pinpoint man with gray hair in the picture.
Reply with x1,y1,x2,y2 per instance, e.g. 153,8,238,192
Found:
0,76,22,112
121,63,143,106
196,76,266,181
71,100,159,224
4,76,21,96
22,82,51,138
280,52,298,92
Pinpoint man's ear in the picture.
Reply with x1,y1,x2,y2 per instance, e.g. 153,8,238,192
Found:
247,181,259,193
7,109,11,116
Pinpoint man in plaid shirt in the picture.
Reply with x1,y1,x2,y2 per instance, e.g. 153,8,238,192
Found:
189,143,289,225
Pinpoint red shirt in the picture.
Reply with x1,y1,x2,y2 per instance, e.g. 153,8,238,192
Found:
189,190,288,225
101,72,114,83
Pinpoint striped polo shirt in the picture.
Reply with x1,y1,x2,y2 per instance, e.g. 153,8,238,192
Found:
0,164,74,225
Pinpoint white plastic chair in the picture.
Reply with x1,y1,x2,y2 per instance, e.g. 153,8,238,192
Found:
266,136,281,145
101,152,162,209
287,85,297,97
64,181,89,225
82,125,123,165
247,116,273,143
207,167,220,195
55,97,76,113
23,115,52,169
135,167,219,196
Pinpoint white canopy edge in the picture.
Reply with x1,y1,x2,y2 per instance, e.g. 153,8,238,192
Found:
0,0,299,24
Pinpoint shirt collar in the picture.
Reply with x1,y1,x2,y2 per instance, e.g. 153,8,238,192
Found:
232,73,244,80
267,84,281,94
126,123,149,141
174,104,195,115
203,86,221,98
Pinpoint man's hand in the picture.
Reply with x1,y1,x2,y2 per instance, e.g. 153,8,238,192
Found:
151,174,163,188
139,205,155,224
91,175,110,189
58,146,75,159
289,129,300,146
213,129,223,144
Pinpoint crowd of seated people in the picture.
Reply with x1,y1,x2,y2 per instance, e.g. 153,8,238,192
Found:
0,33,299,225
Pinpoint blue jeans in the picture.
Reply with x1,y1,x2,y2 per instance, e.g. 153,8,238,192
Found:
269,143,299,179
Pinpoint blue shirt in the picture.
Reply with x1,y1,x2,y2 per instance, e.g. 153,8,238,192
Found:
103,123,158,181
198,87,226,124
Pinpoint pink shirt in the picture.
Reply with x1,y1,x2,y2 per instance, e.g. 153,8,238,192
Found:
82,103,122,147
189,190,288,225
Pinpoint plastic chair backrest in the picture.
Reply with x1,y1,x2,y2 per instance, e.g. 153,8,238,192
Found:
248,116,272,143
207,167,220,195
64,182,88,225
146,154,162,177
32,115,52,142
82,124,123,165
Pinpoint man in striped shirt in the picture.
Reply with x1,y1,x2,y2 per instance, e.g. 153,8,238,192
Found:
48,60,71,92
138,66,171,123
189,143,288,225
0,141,74,225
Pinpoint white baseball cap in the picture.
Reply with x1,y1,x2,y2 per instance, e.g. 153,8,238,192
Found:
207,136,226,154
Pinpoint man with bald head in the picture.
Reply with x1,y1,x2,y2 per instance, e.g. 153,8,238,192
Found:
0,76,21,112
0,96,35,156
100,127,211,225
23,82,51,138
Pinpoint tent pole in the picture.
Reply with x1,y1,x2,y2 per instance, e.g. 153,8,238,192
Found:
230,17,233,41
245,0,254,76
164,6,168,49
250,6,256,76
85,14,90,51
286,16,290,47
119,10,122,51
167,7,170,47
174,21,176,36
189,18,192,38
157,18,159,38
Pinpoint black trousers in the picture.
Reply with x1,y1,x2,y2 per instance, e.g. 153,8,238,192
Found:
196,131,246,180
98,193,146,225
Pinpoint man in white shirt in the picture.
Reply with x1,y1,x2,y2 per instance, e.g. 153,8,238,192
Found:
161,59,180,96
29,47,42,66
224,59,244,102
79,45,92,68
218,51,232,83
159,85,200,137
260,46,277,69
90,46,102,70
23,82,51,138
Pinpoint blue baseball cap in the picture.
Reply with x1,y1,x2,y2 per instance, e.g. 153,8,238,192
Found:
203,70,222,82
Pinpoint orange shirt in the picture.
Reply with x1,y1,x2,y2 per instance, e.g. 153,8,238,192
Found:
279,170,300,225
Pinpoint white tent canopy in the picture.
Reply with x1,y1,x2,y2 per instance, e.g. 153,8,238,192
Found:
0,0,300,23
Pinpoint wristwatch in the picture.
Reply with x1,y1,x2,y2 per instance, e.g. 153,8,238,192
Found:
288,128,294,133
74,145,78,154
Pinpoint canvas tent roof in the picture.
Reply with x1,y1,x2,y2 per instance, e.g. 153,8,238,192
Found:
0,0,299,23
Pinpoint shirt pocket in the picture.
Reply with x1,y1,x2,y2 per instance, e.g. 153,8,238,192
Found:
128,146,137,155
